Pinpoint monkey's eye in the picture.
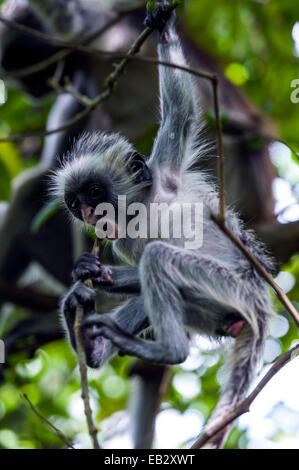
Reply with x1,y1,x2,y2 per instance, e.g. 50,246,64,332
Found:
130,161,142,174
70,198,80,211
89,185,104,199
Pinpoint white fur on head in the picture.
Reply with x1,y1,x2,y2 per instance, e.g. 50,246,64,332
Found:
50,131,152,216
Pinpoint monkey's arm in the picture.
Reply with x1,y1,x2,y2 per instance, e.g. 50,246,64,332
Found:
72,248,141,296
146,4,197,168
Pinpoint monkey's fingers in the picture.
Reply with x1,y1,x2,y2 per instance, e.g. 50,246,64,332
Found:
144,2,173,32
93,267,114,286
72,253,101,282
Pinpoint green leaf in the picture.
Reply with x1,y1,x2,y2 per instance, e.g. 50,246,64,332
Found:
0,160,11,201
146,1,156,12
31,198,61,233
0,142,22,178
82,224,96,240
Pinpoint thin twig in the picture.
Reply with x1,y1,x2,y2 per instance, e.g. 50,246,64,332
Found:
0,100,101,141
0,14,122,81
48,77,93,107
0,59,216,143
0,3,180,143
0,1,148,54
211,79,225,222
73,240,101,449
74,302,100,449
1,38,217,82
191,342,299,448
211,213,299,326
22,393,75,449
0,280,59,312
0,14,121,52
0,49,69,80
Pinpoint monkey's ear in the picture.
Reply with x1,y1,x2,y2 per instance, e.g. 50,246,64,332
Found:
126,152,152,184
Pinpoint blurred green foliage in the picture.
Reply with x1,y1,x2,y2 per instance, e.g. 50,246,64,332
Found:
0,0,299,450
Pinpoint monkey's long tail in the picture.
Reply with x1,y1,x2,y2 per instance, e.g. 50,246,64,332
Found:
200,313,266,449
129,362,171,449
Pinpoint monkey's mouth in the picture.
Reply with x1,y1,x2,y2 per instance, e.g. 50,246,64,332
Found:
81,209,118,240
81,206,99,226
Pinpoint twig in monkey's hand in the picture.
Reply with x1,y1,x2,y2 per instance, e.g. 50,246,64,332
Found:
73,240,101,449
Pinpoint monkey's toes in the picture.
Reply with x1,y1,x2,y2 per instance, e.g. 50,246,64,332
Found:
88,326,112,340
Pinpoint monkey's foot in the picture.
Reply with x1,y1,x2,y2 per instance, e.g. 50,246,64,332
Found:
63,280,96,314
144,1,173,32
85,314,141,358
72,252,113,286
85,314,187,364
84,314,129,338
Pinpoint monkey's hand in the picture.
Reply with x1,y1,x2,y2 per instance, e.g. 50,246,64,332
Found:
144,1,174,32
62,281,113,368
72,253,114,286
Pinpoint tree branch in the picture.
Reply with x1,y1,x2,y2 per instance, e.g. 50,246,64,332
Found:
0,14,122,81
191,342,299,448
0,3,181,143
23,393,75,449
74,302,100,449
0,13,123,53
211,79,225,222
211,214,299,326
0,59,217,142
0,280,59,312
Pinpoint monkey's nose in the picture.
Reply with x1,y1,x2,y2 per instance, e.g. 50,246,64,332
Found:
81,205,98,226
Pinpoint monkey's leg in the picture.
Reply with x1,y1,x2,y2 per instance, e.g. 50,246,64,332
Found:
200,317,266,449
87,242,267,448
86,242,191,364
171,250,267,449
62,282,148,367
162,247,267,448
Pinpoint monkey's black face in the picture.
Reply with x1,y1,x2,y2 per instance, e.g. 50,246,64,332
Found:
64,176,111,225
63,152,152,233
